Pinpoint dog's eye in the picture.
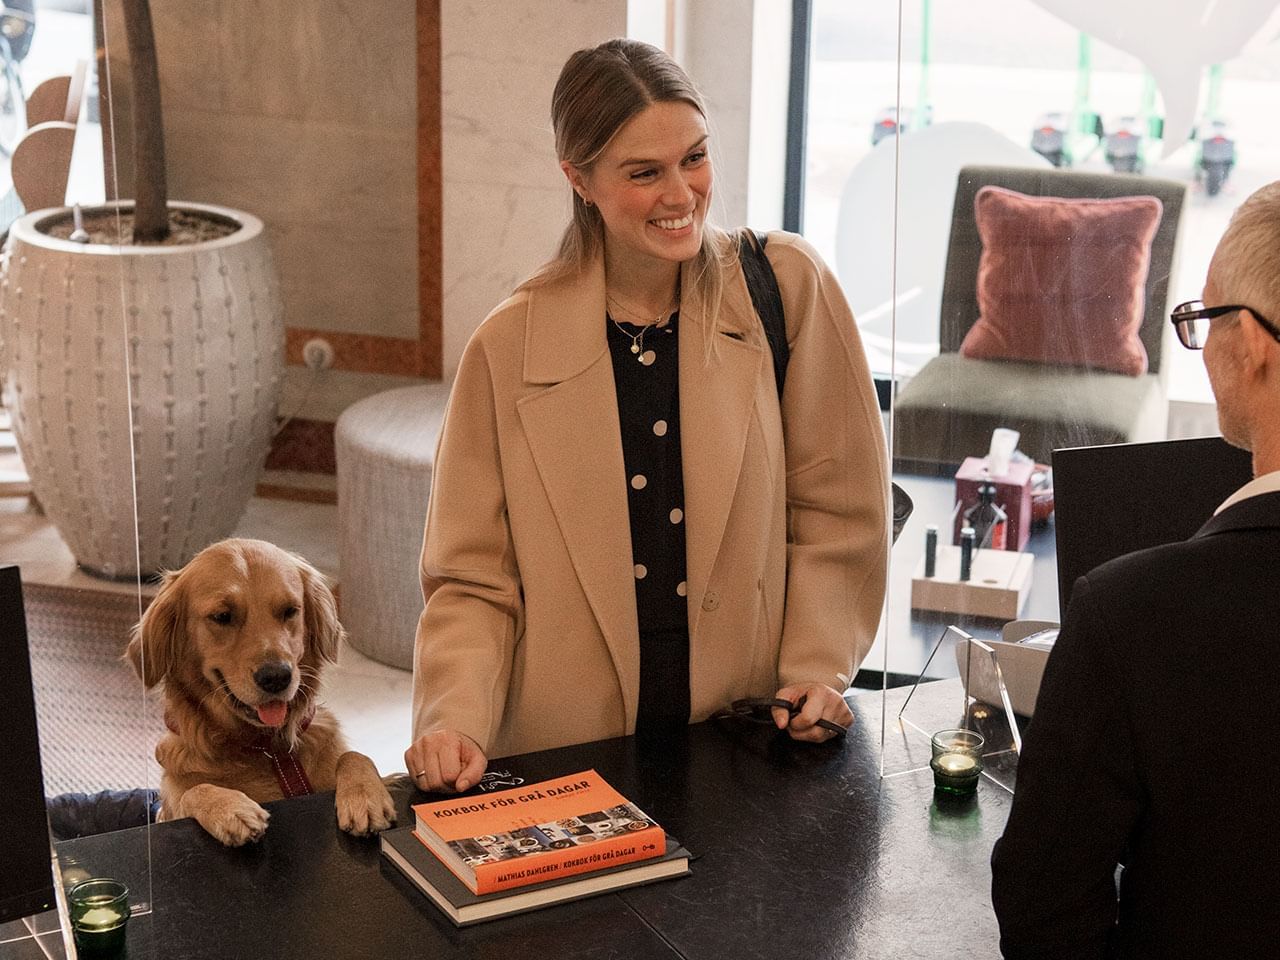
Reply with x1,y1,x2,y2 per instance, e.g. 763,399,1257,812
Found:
281,605,300,620
208,610,233,626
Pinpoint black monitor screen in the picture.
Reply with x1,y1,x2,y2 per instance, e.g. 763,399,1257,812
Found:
0,565,56,924
1052,437,1254,619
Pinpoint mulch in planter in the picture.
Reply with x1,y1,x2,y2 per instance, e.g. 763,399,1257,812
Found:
44,208,240,246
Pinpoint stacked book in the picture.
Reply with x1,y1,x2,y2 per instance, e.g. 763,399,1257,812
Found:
381,769,690,926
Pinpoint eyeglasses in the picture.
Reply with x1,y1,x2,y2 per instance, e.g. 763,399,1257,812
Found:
713,696,848,737
1170,300,1280,350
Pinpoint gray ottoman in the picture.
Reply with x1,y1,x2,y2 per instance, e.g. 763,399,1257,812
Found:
335,383,452,669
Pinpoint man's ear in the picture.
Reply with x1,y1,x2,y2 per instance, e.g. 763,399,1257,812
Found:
1241,309,1277,377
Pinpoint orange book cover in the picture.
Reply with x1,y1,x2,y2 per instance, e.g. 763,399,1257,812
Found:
411,770,665,895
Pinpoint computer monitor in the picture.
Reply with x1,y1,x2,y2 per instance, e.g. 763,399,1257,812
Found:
1052,436,1254,619
0,565,57,924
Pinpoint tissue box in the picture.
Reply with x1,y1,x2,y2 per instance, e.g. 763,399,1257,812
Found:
953,457,1034,551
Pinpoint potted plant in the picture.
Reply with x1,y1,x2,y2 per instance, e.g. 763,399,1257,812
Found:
0,0,283,579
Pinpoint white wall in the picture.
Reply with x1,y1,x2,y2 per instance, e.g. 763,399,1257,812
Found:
679,0,754,227
441,0,627,378
676,0,789,231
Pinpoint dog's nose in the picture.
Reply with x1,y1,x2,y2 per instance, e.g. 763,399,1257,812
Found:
253,661,294,695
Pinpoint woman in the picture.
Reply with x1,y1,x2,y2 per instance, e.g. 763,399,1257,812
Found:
406,39,888,793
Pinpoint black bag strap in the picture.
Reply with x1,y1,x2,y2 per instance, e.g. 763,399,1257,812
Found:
736,227,914,543
737,228,789,399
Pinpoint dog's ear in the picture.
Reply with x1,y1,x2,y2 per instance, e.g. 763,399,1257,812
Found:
126,570,185,688
297,557,343,664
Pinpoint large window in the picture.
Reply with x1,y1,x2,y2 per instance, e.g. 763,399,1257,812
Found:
800,0,1280,403
791,0,1280,682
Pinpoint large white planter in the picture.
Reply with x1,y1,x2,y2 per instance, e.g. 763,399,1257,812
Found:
0,201,283,578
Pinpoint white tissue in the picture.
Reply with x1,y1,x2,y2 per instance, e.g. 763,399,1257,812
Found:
986,428,1020,477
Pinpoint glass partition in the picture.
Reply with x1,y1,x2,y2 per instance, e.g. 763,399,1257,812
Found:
0,1,159,953
0,0,432,951
802,0,1280,780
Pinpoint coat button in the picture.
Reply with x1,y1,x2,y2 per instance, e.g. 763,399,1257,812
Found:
701,591,720,612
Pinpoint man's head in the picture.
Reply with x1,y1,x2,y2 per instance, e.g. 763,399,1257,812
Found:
1202,181,1280,464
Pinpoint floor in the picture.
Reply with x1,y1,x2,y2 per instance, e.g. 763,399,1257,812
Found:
0,426,415,780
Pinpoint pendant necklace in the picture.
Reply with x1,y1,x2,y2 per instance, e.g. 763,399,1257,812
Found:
607,293,676,363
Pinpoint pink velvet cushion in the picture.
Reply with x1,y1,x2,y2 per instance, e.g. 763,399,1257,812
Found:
959,185,1163,376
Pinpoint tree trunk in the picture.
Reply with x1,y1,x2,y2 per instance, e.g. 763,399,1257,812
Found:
122,0,168,243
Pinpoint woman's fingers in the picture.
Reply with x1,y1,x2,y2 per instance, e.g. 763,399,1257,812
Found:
774,683,853,742
406,730,488,792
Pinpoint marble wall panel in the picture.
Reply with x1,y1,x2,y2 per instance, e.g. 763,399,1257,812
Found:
442,180,566,346
440,0,626,376
108,0,416,129
100,0,420,348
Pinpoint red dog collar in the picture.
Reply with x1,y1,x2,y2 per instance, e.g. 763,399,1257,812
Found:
164,704,317,799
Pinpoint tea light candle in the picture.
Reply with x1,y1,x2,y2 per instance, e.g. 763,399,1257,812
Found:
77,905,125,930
68,878,130,955
934,752,979,777
930,728,985,797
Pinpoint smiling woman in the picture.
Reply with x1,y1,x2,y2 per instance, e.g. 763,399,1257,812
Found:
404,39,891,795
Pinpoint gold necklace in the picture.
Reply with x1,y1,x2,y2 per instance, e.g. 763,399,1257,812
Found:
606,293,676,362
606,292,674,328
608,312,648,356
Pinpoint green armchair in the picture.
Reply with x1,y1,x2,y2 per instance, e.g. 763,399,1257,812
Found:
892,164,1188,471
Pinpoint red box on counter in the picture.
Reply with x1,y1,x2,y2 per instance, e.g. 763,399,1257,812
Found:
953,457,1034,551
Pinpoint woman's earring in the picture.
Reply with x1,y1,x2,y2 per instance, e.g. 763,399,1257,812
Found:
580,194,593,207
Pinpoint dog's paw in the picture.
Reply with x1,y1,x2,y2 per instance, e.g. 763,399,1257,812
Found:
183,784,270,847
335,752,396,836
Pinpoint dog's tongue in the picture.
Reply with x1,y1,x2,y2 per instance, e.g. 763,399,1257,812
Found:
257,700,288,727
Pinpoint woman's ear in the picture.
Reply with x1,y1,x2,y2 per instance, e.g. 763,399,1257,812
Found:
125,570,183,688
560,160,590,205
297,557,342,665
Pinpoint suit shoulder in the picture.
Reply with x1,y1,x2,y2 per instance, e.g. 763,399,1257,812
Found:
1076,531,1253,611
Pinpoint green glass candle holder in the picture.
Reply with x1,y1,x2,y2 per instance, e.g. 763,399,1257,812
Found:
930,728,985,797
68,878,130,955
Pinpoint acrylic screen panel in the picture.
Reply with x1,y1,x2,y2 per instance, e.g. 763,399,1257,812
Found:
0,565,56,924
1052,436,1253,617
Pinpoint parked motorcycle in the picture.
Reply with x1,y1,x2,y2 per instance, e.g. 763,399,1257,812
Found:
1197,120,1235,197
1104,115,1145,174
870,100,933,147
1031,112,1070,167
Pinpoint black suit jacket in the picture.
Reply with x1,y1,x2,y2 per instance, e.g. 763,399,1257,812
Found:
991,491,1280,959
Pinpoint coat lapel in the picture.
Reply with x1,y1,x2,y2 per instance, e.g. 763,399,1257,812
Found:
515,259,640,726
679,259,766,639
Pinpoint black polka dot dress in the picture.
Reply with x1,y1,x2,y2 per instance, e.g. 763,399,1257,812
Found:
606,310,690,734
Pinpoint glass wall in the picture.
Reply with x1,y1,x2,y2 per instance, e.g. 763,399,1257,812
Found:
1,1,156,951
0,0,413,950
801,0,1279,684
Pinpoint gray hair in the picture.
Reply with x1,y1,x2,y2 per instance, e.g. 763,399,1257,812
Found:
1210,180,1280,322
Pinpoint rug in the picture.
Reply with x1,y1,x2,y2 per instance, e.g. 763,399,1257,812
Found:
22,582,163,796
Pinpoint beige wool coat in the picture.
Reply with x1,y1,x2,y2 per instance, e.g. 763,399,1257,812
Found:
412,231,889,758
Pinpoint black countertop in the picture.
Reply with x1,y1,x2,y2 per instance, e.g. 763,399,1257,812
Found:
8,680,1012,960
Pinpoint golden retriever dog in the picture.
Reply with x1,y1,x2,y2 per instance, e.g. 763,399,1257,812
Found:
126,538,395,846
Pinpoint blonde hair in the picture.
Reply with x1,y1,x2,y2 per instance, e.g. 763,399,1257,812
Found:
1211,180,1280,322
520,38,736,333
